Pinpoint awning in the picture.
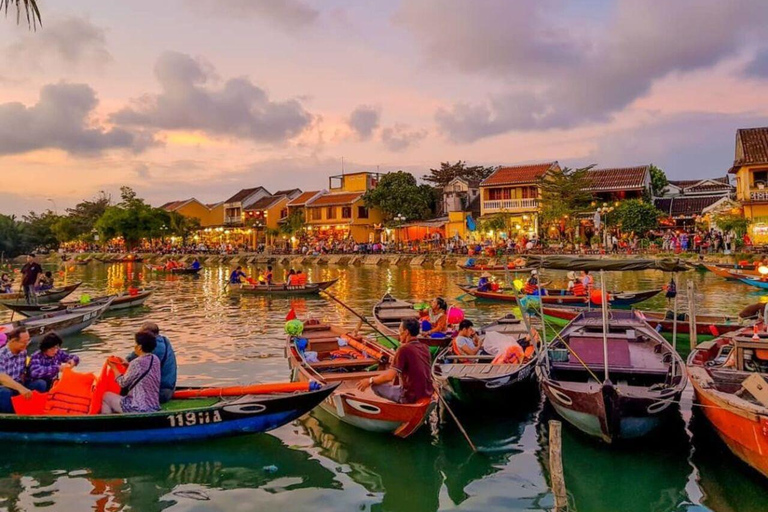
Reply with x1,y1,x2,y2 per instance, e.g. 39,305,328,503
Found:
525,255,691,272
399,217,448,229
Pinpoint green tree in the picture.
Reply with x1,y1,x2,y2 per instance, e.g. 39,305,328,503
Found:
363,171,437,222
168,211,201,245
537,165,595,240
609,199,662,235
714,213,750,236
60,192,111,241
477,214,509,235
423,161,497,188
0,214,27,257
648,164,669,196
279,209,306,237
22,211,61,251
1,0,40,29
95,187,168,248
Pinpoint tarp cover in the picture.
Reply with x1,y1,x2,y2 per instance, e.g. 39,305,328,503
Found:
525,255,690,272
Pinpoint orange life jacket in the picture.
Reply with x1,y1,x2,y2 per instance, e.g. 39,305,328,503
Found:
297,274,307,285
572,282,585,296
492,344,524,365
341,334,386,361
523,283,536,294
330,347,365,359
288,274,301,286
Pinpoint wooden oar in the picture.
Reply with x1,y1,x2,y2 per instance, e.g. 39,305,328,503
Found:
320,290,394,342
437,389,477,453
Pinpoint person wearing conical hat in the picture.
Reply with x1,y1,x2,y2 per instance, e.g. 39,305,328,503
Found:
478,272,492,292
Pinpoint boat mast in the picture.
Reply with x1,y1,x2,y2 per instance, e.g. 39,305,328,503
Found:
600,269,609,382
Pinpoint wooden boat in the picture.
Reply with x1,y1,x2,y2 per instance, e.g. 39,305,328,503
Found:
229,278,338,296
687,325,768,478
145,264,202,275
286,322,436,438
458,264,533,273
371,293,452,351
702,264,760,280
537,310,687,443
0,299,113,343
0,282,82,305
0,382,337,443
432,314,539,406
457,284,661,308
94,255,143,264
71,258,92,266
541,305,748,336
737,276,768,290
4,290,153,317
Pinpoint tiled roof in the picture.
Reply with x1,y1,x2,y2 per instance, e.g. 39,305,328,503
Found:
668,177,729,188
274,188,302,198
654,195,724,217
583,166,649,192
732,127,768,172
160,199,188,211
288,190,321,207
246,196,284,211
308,192,364,206
480,162,557,187
224,187,268,204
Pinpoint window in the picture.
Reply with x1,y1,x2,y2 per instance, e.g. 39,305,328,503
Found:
326,206,337,219
341,206,352,219
753,169,768,187
310,208,322,221
357,206,369,219
280,208,288,219
488,188,512,200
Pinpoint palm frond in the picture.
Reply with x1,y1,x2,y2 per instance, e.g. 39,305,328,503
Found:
1,0,41,30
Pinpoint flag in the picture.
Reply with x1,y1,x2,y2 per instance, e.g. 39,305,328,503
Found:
285,308,297,321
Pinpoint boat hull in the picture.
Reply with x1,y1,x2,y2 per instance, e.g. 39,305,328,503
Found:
0,283,82,306
230,279,338,296
0,301,111,344
0,386,335,444
458,285,660,308
458,264,533,273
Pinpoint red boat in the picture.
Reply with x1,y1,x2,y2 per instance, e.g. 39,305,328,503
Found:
688,325,768,479
286,322,436,438
702,264,760,280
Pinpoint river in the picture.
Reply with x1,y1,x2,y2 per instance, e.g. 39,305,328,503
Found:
0,261,766,512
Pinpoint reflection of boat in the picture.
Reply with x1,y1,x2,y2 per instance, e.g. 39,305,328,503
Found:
0,299,112,343
537,403,691,512
229,279,338,295
458,284,661,307
287,323,435,438
688,324,768,479
4,290,152,317
72,258,92,266
541,305,748,336
432,314,539,406
371,293,452,351
537,310,687,443
0,431,341,512
95,255,143,264
0,282,82,305
1,383,337,443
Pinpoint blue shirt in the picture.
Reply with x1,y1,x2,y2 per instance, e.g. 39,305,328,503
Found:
127,335,177,392
191,260,201,270
229,270,246,283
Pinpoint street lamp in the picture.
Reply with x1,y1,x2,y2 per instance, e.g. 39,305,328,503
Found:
394,213,406,249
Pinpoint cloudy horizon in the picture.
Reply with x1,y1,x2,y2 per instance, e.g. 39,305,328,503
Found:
2,0,768,215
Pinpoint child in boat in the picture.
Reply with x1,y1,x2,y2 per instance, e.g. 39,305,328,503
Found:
453,320,485,356
0,273,12,293
28,333,80,391
288,269,301,286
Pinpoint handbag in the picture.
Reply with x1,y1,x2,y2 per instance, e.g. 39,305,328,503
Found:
120,356,155,397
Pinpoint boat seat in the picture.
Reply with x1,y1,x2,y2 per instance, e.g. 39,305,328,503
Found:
438,364,519,377
551,361,669,376
377,309,419,321
310,358,379,370
566,336,631,367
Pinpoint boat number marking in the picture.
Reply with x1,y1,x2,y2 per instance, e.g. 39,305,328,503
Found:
167,410,222,427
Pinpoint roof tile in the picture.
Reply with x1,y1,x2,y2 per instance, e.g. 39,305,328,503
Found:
654,196,725,217
480,162,556,186
308,192,364,206
733,127,768,170
583,166,649,192
288,190,321,207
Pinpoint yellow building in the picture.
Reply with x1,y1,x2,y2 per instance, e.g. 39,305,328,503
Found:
304,172,384,242
729,127,768,242
479,161,560,236
161,198,221,228
244,189,302,245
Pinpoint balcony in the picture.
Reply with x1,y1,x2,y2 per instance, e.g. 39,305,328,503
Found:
224,215,243,225
750,189,768,202
482,198,539,213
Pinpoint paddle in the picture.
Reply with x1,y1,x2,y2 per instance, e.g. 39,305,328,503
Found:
320,290,395,342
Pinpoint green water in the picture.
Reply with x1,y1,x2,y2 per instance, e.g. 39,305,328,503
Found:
1,262,767,512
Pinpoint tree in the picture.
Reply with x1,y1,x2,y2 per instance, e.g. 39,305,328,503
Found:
609,199,662,235
61,192,111,241
168,211,201,245
0,214,27,257
95,187,169,248
22,211,61,251
477,214,509,236
1,0,41,29
714,213,750,237
363,171,438,222
423,161,497,188
648,164,669,196
280,209,306,237
537,165,595,240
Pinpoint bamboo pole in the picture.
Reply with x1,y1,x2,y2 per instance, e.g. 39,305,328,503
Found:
599,270,609,382
671,272,679,378
549,420,568,512
687,279,697,350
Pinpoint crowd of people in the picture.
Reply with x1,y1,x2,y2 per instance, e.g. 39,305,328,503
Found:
0,322,177,415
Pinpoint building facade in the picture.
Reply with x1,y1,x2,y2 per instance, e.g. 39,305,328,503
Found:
730,127,768,242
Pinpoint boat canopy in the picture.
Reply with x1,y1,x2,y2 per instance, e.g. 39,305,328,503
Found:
525,255,690,272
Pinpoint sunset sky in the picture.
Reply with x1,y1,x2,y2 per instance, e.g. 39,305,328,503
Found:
2,0,768,215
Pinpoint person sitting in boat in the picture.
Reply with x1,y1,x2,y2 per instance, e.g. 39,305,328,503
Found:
229,266,247,284
0,273,12,293
523,270,546,295
124,322,177,404
453,320,485,356
571,275,586,296
492,334,535,365
190,258,201,271
356,317,434,404
28,333,80,391
0,327,48,414
580,270,593,292
296,270,307,286
566,271,577,292
477,272,493,292
288,269,301,287
265,266,274,284
423,297,448,337
101,331,161,414
37,271,54,291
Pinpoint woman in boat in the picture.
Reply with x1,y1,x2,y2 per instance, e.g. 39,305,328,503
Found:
477,272,492,292
453,320,484,356
296,270,307,286
0,273,12,293
28,333,80,391
288,269,301,286
523,270,545,295
491,334,534,365
101,331,161,414
190,258,201,271
229,266,247,284
423,297,448,337
265,266,274,284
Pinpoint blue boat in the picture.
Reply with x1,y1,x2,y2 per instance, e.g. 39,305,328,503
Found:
0,383,338,444
738,277,768,290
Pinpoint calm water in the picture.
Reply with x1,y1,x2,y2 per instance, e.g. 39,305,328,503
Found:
1,261,767,512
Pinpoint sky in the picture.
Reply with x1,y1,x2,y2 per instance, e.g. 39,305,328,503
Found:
2,0,768,215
